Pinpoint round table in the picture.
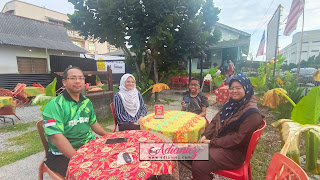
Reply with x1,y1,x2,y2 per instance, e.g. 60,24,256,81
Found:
141,111,206,143
66,130,178,180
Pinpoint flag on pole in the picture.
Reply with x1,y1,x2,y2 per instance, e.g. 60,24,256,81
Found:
283,0,305,36
256,30,265,57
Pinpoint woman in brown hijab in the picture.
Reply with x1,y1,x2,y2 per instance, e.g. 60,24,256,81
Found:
192,75,263,180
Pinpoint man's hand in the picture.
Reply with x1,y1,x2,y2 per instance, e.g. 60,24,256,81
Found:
91,122,108,136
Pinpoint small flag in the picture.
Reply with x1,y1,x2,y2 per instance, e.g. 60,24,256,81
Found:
283,0,305,36
256,30,265,57
44,119,56,127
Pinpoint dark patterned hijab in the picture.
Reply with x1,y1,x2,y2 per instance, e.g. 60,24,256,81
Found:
219,75,254,124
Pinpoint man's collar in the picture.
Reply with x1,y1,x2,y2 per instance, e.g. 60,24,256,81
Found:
63,90,85,103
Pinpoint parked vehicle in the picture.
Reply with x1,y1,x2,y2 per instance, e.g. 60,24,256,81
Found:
290,68,319,86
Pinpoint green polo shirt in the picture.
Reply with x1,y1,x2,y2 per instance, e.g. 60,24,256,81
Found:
42,91,97,155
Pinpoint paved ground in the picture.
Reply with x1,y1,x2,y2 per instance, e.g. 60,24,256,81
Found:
0,90,220,180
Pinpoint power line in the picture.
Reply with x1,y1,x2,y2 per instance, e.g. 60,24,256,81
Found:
251,0,276,36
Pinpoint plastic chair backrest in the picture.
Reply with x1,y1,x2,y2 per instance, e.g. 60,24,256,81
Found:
13,83,26,96
265,153,309,180
36,120,49,155
0,88,13,96
244,120,266,165
110,103,117,133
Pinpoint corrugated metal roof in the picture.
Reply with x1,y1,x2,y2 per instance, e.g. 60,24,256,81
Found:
0,13,86,53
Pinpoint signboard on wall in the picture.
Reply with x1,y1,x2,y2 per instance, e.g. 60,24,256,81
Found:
95,55,125,74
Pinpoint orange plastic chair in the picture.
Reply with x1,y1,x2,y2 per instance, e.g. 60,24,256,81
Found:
110,103,118,133
265,153,309,180
213,120,266,180
36,120,65,180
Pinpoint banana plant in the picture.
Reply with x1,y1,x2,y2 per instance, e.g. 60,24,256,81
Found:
265,87,320,173
32,78,57,111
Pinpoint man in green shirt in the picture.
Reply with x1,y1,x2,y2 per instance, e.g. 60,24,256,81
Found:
42,66,108,177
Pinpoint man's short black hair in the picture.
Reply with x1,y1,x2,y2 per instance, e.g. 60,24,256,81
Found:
189,77,200,85
62,66,84,79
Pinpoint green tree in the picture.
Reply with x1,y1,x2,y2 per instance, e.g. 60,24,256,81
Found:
68,0,221,101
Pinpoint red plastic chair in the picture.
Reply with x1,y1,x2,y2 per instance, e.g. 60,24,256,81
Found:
265,153,309,180
12,84,29,107
205,117,209,126
213,120,266,180
32,83,44,87
110,102,117,133
36,120,65,180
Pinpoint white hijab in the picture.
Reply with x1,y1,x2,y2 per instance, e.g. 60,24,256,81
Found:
118,74,140,117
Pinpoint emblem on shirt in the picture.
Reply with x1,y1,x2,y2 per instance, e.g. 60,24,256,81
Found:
69,117,89,126
85,107,90,113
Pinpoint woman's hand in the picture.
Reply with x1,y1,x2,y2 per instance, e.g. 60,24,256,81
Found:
136,116,144,125
198,136,209,143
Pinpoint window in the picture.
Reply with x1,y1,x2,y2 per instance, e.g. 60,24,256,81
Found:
312,41,320,43
89,43,96,51
311,50,319,52
301,51,308,53
17,57,48,74
302,42,308,44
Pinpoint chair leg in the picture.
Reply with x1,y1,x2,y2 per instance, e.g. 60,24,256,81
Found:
39,162,44,180
14,114,20,120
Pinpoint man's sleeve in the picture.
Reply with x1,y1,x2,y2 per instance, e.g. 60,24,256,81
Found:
42,100,64,136
88,101,97,125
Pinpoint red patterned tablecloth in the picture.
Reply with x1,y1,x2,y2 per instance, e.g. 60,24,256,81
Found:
212,85,229,105
66,130,178,180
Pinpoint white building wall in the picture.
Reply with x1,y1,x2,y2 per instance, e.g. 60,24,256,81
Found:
0,45,79,74
280,30,320,64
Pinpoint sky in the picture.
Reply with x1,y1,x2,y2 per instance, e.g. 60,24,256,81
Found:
1,0,320,61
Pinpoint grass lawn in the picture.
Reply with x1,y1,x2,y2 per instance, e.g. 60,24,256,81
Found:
0,130,42,167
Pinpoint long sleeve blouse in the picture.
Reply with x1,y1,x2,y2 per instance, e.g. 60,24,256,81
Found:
113,92,147,124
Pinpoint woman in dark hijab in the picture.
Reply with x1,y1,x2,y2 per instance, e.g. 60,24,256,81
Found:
192,75,263,180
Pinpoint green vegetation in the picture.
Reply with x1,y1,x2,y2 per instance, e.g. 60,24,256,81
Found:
0,130,42,167
0,121,35,133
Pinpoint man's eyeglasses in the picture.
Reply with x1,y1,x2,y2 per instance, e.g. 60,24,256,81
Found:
67,77,85,81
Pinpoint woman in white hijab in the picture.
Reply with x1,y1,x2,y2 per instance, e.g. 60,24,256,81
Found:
113,74,147,131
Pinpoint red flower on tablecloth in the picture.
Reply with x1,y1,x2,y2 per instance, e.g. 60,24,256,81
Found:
107,175,117,180
72,170,83,178
101,147,112,152
125,147,136,153
84,153,94,159
89,170,102,177
120,165,131,172
77,148,88,153
98,157,108,162
139,161,151,168
109,161,119,168
137,170,147,178
79,161,93,168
